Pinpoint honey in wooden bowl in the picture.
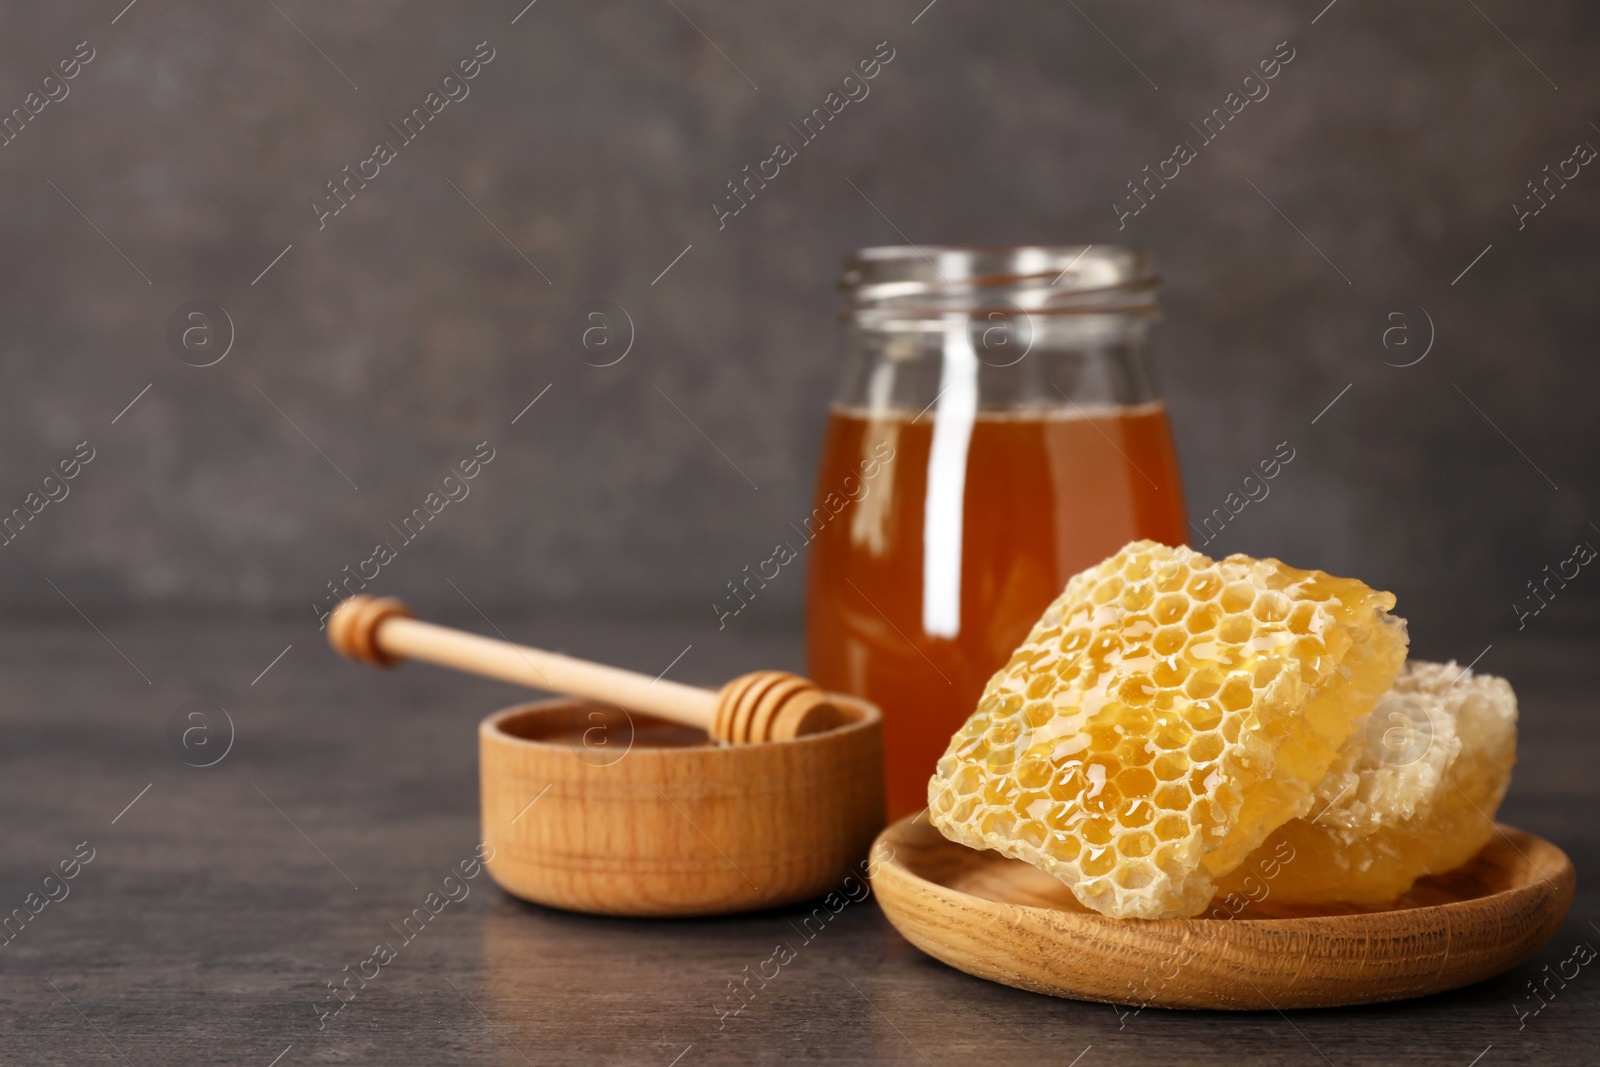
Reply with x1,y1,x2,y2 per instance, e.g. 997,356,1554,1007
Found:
479,696,884,917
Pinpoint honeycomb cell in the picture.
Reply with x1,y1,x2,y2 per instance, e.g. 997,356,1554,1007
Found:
1152,656,1189,687
1024,673,1054,700
1114,739,1153,771
1152,715,1193,751
1152,752,1188,781
1153,846,1187,882
982,776,1019,806
1022,700,1054,728
1117,831,1156,859
1122,578,1159,610
1152,562,1188,591
1218,675,1254,712
1217,614,1254,645
1091,577,1123,604
1186,602,1223,634
1220,582,1256,614
1254,590,1291,623
928,539,1408,919
1118,766,1158,799
1045,834,1082,863
1017,793,1051,819
1153,626,1187,656
1060,628,1090,654
1118,797,1155,828
1082,847,1117,877
1152,785,1190,813
1015,755,1052,790
1082,784,1121,817
1154,594,1188,625
1112,675,1152,707
1188,732,1224,764
1121,617,1156,648
980,810,1016,839
986,717,1024,746
1087,722,1120,751
1119,706,1155,736
983,748,1016,773
1185,699,1223,732
1047,767,1085,799
1153,814,1190,841
1184,668,1222,700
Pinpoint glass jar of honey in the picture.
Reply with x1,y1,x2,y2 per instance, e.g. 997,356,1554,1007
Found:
805,246,1189,819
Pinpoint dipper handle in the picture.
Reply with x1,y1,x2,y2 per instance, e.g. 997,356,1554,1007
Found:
326,596,841,743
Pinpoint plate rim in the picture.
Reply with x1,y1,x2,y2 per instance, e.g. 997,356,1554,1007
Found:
869,813,1576,1009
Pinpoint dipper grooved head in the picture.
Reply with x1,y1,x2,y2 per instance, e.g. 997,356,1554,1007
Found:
327,595,412,667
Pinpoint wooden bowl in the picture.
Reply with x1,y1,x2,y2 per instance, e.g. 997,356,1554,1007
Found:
871,814,1574,1009
480,696,884,917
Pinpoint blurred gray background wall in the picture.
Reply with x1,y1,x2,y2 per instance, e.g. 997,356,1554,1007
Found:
1,0,1596,651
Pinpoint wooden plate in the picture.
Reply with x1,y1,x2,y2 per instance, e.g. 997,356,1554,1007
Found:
870,814,1574,1010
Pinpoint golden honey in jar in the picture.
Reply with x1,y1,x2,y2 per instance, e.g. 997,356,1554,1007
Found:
805,246,1188,819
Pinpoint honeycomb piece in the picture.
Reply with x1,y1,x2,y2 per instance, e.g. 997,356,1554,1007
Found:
927,540,1408,919
1218,660,1518,904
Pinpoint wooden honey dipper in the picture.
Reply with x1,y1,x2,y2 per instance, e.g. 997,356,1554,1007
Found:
326,595,843,743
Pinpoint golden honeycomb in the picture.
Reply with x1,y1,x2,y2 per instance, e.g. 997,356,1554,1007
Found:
926,540,1409,919
1217,660,1518,904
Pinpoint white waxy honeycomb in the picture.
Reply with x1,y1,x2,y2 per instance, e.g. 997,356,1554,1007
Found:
1217,660,1518,904
927,540,1408,919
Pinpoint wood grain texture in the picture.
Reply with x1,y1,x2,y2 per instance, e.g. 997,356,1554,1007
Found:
480,697,885,916
329,596,841,742
871,814,1575,1010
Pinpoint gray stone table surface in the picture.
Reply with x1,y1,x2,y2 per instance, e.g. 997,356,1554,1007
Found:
0,614,1595,1066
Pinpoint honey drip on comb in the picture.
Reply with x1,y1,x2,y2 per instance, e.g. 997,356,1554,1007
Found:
927,540,1408,919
